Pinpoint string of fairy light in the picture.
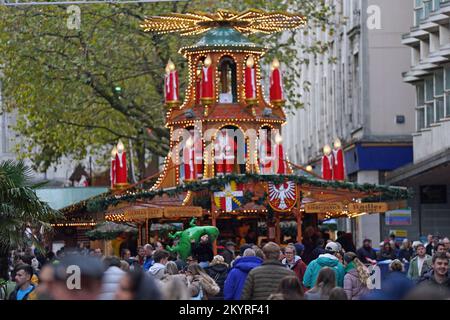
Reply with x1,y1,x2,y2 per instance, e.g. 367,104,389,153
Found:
140,9,307,36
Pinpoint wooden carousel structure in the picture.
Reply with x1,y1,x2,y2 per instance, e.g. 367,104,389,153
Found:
57,9,409,250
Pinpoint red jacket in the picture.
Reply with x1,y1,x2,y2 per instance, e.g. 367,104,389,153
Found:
282,256,307,285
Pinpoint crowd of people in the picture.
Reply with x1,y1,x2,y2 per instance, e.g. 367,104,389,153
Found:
1,231,449,300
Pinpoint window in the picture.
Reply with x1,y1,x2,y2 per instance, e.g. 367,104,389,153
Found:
424,0,432,18
425,77,434,102
417,83,425,106
435,69,444,96
417,107,425,130
436,96,445,120
426,103,434,127
217,56,237,103
446,93,450,117
415,0,424,26
420,185,447,204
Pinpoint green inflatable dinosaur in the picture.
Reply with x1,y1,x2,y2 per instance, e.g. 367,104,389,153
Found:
166,218,219,261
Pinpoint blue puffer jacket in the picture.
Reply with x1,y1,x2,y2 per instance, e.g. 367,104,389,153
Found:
223,256,263,300
303,253,345,289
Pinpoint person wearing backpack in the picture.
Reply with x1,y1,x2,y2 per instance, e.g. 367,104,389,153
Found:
186,263,220,300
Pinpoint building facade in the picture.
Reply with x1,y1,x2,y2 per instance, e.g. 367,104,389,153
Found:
284,0,416,246
386,0,450,238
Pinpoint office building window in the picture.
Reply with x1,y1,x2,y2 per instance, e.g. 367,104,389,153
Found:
415,0,424,26
417,107,425,130
426,102,434,127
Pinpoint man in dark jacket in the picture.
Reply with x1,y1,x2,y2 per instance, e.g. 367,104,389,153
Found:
417,252,450,298
191,235,214,268
241,242,295,300
220,242,236,265
357,239,377,264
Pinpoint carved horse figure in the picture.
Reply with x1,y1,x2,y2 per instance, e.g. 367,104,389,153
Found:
166,217,219,260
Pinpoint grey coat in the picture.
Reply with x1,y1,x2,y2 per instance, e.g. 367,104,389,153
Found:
343,269,370,300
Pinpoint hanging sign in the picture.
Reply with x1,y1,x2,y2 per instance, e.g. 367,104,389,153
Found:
305,202,344,213
348,202,388,213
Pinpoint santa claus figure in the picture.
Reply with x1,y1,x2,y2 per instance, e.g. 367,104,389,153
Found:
259,130,275,174
274,133,286,174
322,144,333,180
332,138,345,181
164,59,179,105
214,129,234,176
115,140,128,185
200,55,214,104
182,133,195,181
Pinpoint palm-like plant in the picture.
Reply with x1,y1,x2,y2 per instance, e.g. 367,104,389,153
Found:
0,160,61,279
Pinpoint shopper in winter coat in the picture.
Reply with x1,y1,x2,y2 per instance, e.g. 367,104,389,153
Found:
100,257,126,300
343,252,370,300
191,235,214,268
281,245,307,286
398,239,414,263
356,239,377,264
223,249,262,300
186,263,220,300
305,267,336,300
417,252,450,298
303,242,345,289
205,255,229,300
377,242,396,261
148,250,169,280
407,243,432,282
241,242,295,300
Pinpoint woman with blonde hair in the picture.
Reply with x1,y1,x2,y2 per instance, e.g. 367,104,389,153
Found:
186,263,220,300
343,252,371,300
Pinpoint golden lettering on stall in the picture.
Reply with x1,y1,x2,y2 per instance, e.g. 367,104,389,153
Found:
348,202,389,213
304,202,344,213
163,206,203,218
124,208,163,221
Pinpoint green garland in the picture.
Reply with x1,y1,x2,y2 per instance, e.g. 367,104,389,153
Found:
85,173,411,213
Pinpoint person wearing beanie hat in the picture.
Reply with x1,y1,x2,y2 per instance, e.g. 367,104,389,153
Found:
303,241,345,289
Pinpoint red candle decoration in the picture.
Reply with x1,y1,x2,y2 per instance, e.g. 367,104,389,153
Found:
193,130,203,178
270,58,284,105
115,140,128,185
164,59,179,105
275,133,286,174
110,146,117,188
332,138,345,181
183,134,195,181
245,55,257,104
322,144,333,181
200,55,214,104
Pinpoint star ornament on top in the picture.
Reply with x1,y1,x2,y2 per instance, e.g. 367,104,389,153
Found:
140,9,307,36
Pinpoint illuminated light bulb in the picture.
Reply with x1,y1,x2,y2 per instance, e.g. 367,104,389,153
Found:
166,59,175,72
246,55,255,68
204,55,212,67
323,144,331,156
111,146,118,158
306,165,313,172
334,138,342,149
275,133,283,145
271,57,280,70
117,140,125,153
